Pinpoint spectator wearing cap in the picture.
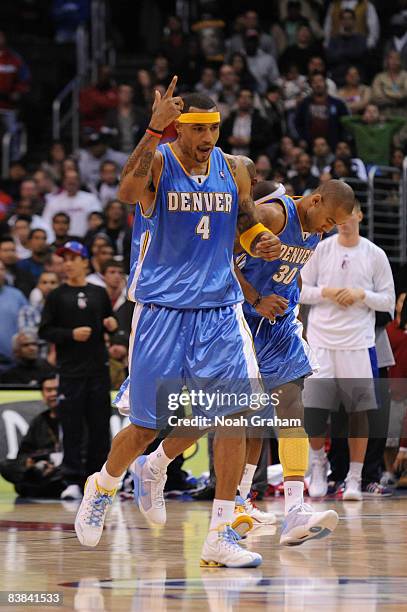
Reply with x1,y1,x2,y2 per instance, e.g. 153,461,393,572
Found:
0,330,54,385
243,29,279,95
77,131,128,190
42,170,102,237
79,65,118,131
39,241,118,499
16,228,49,282
0,259,27,368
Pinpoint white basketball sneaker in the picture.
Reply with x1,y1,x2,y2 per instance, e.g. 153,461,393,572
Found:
200,524,262,568
235,494,277,525
280,502,339,546
133,455,167,526
343,475,363,501
75,473,116,547
308,456,329,498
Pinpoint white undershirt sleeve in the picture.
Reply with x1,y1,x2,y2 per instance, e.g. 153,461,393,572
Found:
362,248,395,314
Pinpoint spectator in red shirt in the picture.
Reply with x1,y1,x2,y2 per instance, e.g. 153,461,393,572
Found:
0,31,31,160
79,65,118,131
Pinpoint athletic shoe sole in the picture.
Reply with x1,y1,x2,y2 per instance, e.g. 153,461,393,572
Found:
199,556,262,568
280,510,339,546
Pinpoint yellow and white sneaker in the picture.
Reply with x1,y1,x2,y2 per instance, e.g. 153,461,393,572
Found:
235,494,277,525
200,524,262,568
75,473,116,547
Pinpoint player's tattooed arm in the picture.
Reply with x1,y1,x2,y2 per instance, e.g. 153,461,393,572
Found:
118,75,183,212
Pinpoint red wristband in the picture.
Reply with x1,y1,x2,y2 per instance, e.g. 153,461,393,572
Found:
146,128,162,139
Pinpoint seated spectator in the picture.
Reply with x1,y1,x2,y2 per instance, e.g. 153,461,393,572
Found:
220,89,273,159
311,137,335,176
18,271,59,345
33,169,61,205
105,83,148,154
194,67,222,101
226,9,277,60
42,170,102,238
79,65,118,131
230,53,258,91
341,103,406,166
102,259,133,335
87,235,114,282
385,12,407,71
243,29,279,94
328,156,358,180
338,65,371,114
290,152,319,195
50,212,80,250
326,9,368,86
295,72,349,150
16,229,49,281
324,0,380,50
77,131,128,190
11,214,32,259
255,154,273,181
0,159,27,202
0,260,27,368
0,330,54,385
18,177,45,215
0,31,31,160
333,140,368,180
0,375,66,499
278,64,307,137
261,85,285,151
279,24,323,76
276,135,302,173
40,141,67,183
83,211,105,249
92,161,120,208
108,331,129,391
104,200,131,271
217,64,240,118
279,1,311,47
0,235,34,297
304,56,338,97
371,50,407,117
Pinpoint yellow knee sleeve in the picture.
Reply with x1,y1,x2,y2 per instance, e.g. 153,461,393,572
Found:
278,428,309,478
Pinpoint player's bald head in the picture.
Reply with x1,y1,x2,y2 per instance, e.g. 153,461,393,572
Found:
316,179,355,214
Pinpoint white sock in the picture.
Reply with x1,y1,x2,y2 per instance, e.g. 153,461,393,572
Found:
209,499,236,530
309,447,326,462
148,442,172,471
97,463,123,491
239,463,257,498
348,462,363,481
284,481,304,515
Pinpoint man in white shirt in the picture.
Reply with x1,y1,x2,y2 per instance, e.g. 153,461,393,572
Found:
42,170,102,237
300,201,395,500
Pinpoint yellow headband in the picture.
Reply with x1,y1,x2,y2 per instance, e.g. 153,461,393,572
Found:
177,112,220,124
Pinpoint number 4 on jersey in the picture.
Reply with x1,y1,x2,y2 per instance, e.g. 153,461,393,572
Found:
196,215,210,240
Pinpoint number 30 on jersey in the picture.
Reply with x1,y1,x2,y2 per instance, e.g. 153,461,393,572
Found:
272,264,298,284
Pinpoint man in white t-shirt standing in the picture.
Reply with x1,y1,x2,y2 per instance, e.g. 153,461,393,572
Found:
300,201,395,500
42,170,102,237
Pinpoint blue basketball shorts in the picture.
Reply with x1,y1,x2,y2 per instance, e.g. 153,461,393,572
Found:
114,302,261,429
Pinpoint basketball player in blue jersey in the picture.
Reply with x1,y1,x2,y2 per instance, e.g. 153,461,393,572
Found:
233,178,355,545
75,76,281,568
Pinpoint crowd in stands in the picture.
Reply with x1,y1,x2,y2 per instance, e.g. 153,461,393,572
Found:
0,0,406,499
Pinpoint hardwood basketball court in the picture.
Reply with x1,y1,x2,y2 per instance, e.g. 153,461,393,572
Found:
1,493,406,611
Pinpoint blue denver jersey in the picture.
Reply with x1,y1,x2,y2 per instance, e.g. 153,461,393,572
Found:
127,143,242,308
239,194,321,318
